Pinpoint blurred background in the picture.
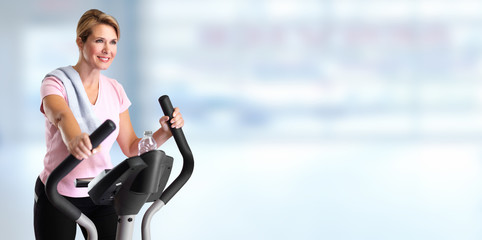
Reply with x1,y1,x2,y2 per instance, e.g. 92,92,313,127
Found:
2,0,482,239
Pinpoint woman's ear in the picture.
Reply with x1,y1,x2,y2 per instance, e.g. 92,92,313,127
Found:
76,37,83,50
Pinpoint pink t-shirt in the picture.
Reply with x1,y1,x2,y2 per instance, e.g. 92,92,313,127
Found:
39,74,131,197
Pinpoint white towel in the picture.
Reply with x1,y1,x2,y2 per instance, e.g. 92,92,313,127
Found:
45,66,100,134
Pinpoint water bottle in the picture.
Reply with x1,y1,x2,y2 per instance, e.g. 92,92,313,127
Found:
138,130,157,155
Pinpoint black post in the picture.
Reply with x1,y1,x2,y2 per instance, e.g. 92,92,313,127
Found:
158,95,194,204
45,120,116,220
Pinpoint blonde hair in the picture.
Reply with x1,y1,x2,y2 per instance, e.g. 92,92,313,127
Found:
77,9,120,42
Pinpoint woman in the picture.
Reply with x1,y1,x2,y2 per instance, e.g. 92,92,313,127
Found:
33,9,184,240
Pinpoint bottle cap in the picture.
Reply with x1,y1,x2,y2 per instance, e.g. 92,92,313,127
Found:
144,130,153,136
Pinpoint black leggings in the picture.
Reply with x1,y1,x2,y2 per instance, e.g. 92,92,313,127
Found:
33,177,118,240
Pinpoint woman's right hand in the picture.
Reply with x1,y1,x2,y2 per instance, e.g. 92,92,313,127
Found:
67,133,98,160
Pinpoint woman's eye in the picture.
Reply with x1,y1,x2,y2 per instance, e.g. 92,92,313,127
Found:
110,40,117,45
95,39,104,43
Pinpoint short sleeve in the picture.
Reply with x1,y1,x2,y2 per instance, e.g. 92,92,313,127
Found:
114,80,131,113
40,76,67,114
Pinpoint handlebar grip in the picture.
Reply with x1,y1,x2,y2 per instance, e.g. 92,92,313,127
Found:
158,95,194,204
90,119,117,149
158,95,186,144
158,95,177,129
45,120,116,221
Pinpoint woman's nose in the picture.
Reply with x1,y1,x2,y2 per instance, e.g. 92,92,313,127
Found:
102,42,112,54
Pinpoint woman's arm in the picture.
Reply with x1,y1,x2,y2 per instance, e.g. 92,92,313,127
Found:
42,95,94,160
116,109,140,157
117,108,184,157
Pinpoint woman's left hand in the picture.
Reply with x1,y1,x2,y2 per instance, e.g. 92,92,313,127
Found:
159,107,184,131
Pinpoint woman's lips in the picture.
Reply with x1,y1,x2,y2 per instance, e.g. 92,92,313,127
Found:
98,56,110,62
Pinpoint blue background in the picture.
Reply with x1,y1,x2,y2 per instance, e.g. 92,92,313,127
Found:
1,0,482,239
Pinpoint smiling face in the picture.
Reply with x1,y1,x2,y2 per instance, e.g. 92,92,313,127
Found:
77,23,118,71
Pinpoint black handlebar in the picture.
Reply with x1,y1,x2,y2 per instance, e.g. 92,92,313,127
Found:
45,120,116,221
158,95,194,204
